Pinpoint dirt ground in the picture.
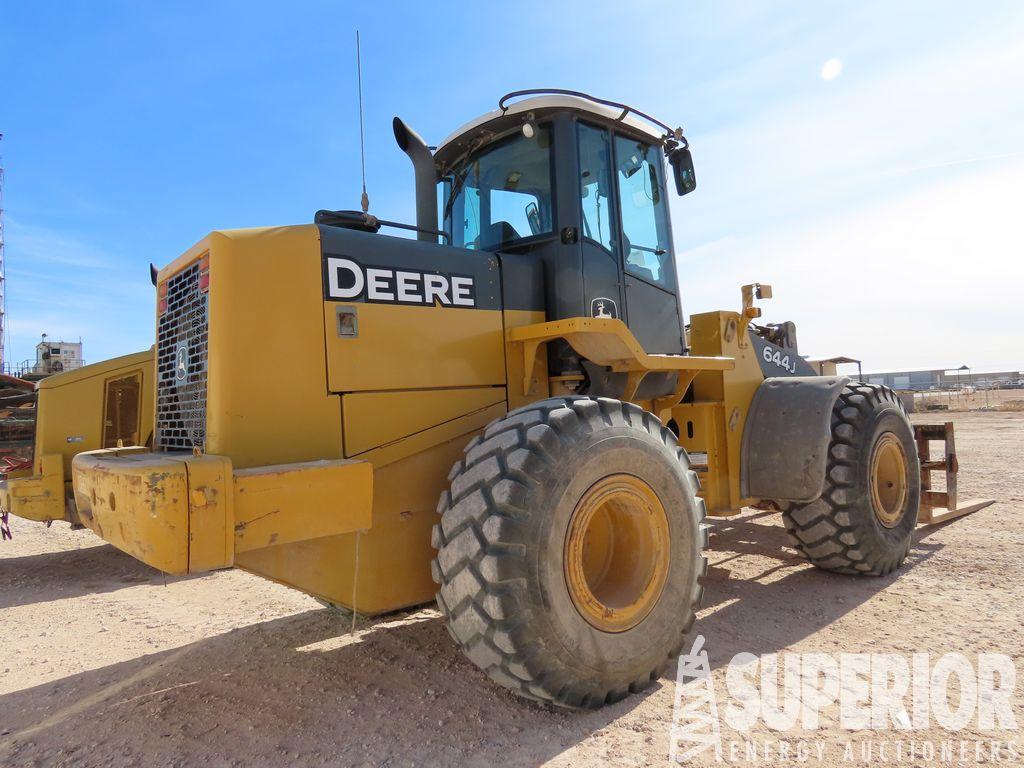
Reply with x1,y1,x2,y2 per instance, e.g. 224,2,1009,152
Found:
1,411,1021,767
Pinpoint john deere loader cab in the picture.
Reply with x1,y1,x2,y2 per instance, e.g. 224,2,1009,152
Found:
430,90,692,371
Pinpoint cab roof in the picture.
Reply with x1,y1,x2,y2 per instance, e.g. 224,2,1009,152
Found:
435,94,668,163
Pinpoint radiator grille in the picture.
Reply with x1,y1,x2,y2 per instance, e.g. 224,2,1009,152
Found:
155,261,208,450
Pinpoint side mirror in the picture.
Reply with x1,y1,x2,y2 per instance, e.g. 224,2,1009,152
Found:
668,147,697,196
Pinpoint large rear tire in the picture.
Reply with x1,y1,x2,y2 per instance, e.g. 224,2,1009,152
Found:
431,397,706,708
782,383,920,575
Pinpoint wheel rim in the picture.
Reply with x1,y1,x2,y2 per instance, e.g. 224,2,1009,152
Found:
870,432,908,528
564,474,671,633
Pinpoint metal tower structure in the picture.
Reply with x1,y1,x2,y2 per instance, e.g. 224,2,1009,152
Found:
0,132,6,370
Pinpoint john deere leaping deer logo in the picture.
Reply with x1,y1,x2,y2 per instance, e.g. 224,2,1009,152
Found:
175,343,189,385
591,297,618,319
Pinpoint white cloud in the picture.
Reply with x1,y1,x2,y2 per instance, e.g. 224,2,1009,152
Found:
676,32,1024,244
679,159,1024,371
3,221,154,365
4,217,118,270
671,26,1024,372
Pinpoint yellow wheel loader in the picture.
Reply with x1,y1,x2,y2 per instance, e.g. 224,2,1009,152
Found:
0,349,153,530
67,90,989,709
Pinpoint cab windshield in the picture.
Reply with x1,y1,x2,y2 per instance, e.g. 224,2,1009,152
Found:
441,126,554,250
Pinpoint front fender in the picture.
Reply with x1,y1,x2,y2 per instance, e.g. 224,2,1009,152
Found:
740,376,849,503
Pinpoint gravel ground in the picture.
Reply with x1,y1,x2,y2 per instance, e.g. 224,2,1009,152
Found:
0,410,1020,767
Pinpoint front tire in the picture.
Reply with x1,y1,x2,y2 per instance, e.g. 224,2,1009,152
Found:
782,383,920,575
431,397,706,708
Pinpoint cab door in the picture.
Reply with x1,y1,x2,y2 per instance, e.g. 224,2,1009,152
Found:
611,133,684,354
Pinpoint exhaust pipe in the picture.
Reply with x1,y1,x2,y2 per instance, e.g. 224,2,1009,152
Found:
393,117,437,243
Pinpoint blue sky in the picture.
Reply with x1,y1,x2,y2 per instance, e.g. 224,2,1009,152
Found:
1,1,1022,371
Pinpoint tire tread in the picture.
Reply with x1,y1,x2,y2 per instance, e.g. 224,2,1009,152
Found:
782,383,913,576
432,397,706,708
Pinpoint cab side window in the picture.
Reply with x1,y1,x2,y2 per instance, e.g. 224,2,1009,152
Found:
577,122,617,253
614,135,672,288
441,127,554,250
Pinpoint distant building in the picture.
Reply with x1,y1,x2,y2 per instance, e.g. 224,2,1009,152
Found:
860,367,1024,391
32,337,84,375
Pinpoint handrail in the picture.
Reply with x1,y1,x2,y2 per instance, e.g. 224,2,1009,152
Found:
498,89,680,139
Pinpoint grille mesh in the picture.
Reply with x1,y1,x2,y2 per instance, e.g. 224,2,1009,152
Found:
155,261,208,450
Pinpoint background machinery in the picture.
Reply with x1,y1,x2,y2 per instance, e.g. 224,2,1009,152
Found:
0,349,153,531
64,91,989,708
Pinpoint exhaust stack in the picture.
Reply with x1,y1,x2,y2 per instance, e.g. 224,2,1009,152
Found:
393,117,437,243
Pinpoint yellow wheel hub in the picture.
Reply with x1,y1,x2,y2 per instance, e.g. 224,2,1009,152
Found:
870,432,908,528
564,474,671,633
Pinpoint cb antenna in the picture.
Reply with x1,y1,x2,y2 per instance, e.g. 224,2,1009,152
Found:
356,30,369,214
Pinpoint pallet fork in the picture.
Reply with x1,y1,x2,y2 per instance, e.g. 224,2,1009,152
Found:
914,422,995,525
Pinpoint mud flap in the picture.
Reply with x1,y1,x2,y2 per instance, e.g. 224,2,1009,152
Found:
740,376,849,502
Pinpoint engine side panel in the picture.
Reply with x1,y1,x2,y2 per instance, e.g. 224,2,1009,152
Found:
320,225,505,392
